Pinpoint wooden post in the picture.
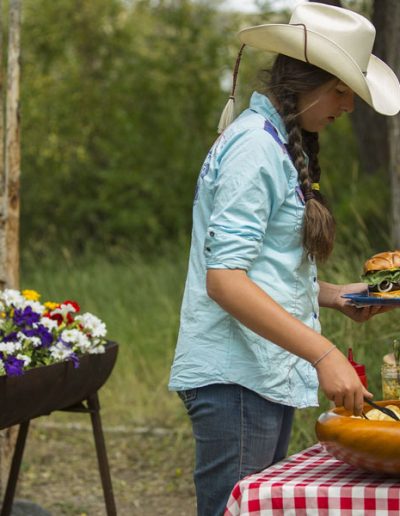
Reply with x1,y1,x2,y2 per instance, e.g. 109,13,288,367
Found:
0,0,6,291
5,0,21,289
0,0,22,495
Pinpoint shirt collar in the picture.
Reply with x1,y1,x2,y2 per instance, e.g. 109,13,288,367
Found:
249,91,288,144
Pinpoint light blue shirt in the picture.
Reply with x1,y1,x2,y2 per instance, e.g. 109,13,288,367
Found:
169,92,320,408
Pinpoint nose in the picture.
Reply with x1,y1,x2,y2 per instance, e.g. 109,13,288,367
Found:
342,90,355,113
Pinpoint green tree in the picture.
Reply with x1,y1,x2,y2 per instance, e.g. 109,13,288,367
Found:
20,0,234,253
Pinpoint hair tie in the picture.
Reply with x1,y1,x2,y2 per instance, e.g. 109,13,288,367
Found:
304,191,315,202
311,182,320,191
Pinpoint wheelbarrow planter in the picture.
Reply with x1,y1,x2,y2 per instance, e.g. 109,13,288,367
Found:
0,341,118,430
0,341,119,516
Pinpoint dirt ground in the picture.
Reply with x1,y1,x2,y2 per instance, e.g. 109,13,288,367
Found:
12,415,197,516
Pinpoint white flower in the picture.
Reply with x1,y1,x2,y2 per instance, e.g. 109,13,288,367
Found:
51,303,77,318
17,354,31,366
0,341,22,353
40,317,58,331
76,313,107,338
50,341,74,362
2,289,25,308
61,329,91,351
30,336,42,348
21,300,45,314
17,332,28,340
89,344,105,354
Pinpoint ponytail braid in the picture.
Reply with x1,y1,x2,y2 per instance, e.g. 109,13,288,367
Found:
301,132,336,262
260,54,336,262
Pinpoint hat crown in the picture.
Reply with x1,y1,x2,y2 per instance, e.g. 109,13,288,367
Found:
291,3,375,73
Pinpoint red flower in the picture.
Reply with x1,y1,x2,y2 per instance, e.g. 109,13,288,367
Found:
63,300,80,313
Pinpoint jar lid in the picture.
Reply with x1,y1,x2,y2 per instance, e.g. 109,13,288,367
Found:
383,352,396,366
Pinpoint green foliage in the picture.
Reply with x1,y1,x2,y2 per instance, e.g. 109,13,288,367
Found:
20,0,235,252
19,0,390,257
319,114,391,253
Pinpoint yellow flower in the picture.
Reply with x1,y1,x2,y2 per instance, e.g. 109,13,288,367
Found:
22,289,40,301
44,301,58,310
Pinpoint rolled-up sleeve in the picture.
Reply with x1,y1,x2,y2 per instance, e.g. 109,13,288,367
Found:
205,128,289,270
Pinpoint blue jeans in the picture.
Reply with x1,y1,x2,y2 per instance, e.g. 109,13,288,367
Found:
179,383,295,516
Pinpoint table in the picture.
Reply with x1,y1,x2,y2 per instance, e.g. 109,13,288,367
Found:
225,444,400,515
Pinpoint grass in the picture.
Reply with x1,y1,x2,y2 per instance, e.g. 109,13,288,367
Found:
20,239,400,455
21,247,189,428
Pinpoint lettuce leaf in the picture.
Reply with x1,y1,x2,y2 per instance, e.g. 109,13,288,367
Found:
361,269,400,285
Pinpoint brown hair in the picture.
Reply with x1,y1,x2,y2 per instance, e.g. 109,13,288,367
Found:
259,54,336,262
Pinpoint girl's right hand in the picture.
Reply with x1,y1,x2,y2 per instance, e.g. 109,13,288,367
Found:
314,347,373,416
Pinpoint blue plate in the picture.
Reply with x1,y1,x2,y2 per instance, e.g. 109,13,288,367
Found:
342,293,400,306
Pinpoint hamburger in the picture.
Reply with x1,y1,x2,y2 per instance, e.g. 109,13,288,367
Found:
361,250,400,297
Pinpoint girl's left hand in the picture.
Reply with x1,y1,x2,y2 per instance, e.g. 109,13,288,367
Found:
319,281,394,323
336,282,393,322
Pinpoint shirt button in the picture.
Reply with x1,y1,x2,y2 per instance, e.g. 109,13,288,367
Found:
205,247,211,252
209,231,215,237
313,312,318,319
313,276,317,282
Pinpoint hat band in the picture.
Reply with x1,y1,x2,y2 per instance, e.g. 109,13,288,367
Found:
290,23,310,64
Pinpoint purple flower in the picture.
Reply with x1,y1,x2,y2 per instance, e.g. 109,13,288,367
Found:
23,325,53,348
13,306,40,327
69,352,80,369
4,356,24,376
3,331,18,342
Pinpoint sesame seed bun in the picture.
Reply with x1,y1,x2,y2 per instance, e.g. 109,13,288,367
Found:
363,250,400,274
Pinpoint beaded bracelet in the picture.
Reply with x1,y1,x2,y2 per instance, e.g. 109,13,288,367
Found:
312,345,337,367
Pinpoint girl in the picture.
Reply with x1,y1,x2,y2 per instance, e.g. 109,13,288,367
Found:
169,3,400,515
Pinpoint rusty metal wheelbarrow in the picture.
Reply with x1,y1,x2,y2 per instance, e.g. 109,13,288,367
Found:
0,341,118,516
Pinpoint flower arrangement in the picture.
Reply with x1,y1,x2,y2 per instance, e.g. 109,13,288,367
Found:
0,289,107,377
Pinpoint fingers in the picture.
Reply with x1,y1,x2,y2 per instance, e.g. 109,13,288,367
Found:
369,306,382,317
333,390,362,416
362,386,373,399
331,385,373,415
316,347,375,415
353,389,365,417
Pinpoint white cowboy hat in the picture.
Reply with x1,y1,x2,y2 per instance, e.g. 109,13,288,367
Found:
238,2,400,117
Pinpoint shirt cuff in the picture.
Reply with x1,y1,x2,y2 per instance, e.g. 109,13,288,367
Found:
204,227,263,270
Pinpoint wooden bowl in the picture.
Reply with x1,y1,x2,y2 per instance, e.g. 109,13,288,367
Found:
315,400,400,474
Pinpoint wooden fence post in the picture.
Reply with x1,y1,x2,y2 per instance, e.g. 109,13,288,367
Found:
0,0,22,495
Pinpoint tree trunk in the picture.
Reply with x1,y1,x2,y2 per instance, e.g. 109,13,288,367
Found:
0,0,6,290
5,0,21,289
350,0,390,174
384,1,400,246
0,0,22,495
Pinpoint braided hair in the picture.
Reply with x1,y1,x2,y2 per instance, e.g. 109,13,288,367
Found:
259,54,336,262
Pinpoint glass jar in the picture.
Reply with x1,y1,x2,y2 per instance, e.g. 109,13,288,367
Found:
381,363,400,400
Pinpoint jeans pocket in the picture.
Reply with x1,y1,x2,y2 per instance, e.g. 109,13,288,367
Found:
177,388,198,404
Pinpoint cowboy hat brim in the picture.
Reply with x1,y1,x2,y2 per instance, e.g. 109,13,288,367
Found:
239,24,400,116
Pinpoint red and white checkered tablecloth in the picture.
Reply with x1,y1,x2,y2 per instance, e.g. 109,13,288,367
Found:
224,444,400,516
